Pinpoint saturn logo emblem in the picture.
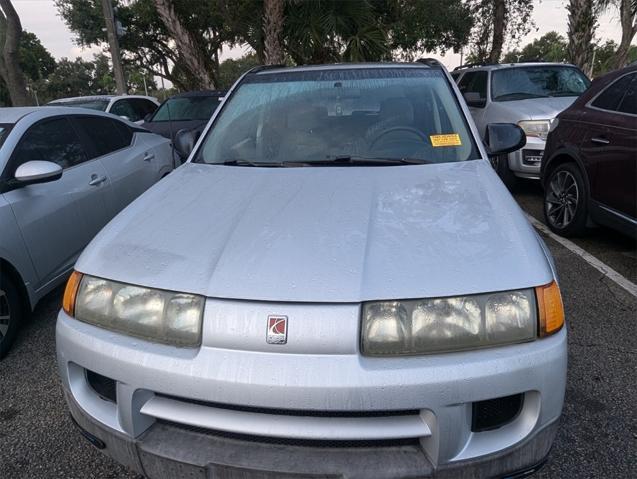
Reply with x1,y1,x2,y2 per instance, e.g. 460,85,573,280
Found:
266,315,288,344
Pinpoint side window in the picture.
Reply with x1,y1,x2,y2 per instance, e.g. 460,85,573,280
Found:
618,77,637,115
12,117,87,170
457,71,488,104
450,72,462,83
71,116,129,158
131,99,157,119
591,73,636,112
110,99,138,121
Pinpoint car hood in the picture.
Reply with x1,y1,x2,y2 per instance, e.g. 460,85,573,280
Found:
498,97,578,120
76,161,552,302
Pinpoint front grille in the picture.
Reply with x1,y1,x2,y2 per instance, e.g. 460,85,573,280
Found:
158,419,421,448
156,394,419,418
471,393,524,432
86,370,117,403
522,149,544,165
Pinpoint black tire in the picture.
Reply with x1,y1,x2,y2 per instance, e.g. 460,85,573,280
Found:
491,154,518,190
0,273,23,359
543,162,588,237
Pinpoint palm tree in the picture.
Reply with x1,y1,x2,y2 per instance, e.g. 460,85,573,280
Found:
264,0,285,65
567,0,597,73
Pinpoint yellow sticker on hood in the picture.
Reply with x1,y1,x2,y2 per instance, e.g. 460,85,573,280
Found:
430,133,462,147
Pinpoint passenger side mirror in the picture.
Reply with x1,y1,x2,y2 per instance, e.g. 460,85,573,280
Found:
119,115,131,121
484,123,526,157
173,129,198,159
463,92,486,108
14,160,63,186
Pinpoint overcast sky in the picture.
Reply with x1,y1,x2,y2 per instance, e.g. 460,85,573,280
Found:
14,0,628,70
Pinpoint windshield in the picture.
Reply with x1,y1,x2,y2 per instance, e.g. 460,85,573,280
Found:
195,68,478,166
151,95,221,122
49,99,110,111
491,66,590,101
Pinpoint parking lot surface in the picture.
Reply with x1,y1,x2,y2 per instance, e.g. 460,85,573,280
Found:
0,182,635,479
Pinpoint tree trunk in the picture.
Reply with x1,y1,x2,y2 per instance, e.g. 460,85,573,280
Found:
263,0,285,65
614,0,637,69
567,0,597,73
488,0,506,63
0,0,30,106
154,0,215,89
101,0,127,94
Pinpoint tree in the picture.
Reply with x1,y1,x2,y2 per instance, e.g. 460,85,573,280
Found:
217,53,260,88
502,31,568,63
590,39,637,76
100,0,126,94
0,0,30,105
567,0,597,73
263,0,285,64
598,0,637,69
469,0,535,64
153,0,216,88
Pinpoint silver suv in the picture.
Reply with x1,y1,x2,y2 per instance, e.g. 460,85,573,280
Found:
452,62,590,188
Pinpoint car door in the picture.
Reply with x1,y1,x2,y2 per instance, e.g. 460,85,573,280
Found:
71,115,161,219
583,72,637,219
457,71,489,135
1,117,112,286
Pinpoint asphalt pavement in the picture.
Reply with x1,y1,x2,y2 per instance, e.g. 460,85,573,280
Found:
0,181,635,478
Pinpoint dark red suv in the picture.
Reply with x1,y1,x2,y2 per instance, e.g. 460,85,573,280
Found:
541,64,636,237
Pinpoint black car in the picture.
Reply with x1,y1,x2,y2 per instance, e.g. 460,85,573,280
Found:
142,90,226,141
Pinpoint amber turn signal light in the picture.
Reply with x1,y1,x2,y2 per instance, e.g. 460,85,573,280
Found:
536,281,565,337
63,271,83,317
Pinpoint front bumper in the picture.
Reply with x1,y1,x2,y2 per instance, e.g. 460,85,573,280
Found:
57,306,566,478
507,136,546,179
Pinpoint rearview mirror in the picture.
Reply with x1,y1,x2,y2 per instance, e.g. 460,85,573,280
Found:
463,92,486,108
484,123,526,157
14,160,63,185
173,128,198,159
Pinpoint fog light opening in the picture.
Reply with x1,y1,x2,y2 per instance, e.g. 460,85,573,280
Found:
471,393,524,432
86,369,117,403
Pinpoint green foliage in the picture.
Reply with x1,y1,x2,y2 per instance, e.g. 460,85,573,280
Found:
502,32,568,63
591,40,637,76
217,53,261,89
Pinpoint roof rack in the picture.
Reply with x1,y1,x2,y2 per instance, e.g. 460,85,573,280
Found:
453,62,498,71
416,58,443,68
248,64,287,73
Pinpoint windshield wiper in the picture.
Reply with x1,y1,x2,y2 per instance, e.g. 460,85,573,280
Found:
494,92,551,101
283,156,433,167
221,159,290,167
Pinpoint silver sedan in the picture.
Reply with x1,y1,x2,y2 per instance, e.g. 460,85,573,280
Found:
0,107,173,357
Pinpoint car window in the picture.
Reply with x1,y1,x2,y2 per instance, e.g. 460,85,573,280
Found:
618,76,637,115
110,99,139,121
457,71,488,101
195,67,479,166
151,96,221,122
492,66,590,101
130,99,157,120
0,123,13,149
72,116,130,158
450,72,462,83
591,73,635,112
12,117,87,170
48,99,110,111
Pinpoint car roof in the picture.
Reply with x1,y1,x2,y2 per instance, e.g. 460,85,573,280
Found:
250,61,440,76
168,90,227,99
0,107,47,124
49,94,157,104
454,62,579,73
0,106,136,125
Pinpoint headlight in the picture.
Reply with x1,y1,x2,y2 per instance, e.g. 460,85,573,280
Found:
362,285,564,356
518,120,552,141
66,273,204,347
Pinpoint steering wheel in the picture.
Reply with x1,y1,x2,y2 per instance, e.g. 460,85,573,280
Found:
368,126,429,151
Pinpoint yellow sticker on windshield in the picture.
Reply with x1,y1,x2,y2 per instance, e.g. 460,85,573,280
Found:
430,133,462,147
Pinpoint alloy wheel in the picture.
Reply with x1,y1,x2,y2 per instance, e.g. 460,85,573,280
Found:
0,288,10,340
546,170,579,229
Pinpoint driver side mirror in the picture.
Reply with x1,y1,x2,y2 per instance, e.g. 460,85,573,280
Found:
463,92,486,108
484,123,526,157
14,160,63,186
173,129,198,159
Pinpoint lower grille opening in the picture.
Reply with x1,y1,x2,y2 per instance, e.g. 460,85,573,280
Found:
158,420,421,448
471,393,524,432
86,370,117,403
522,149,544,165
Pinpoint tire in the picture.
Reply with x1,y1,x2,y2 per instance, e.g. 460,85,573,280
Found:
0,273,23,359
543,162,588,237
490,154,518,190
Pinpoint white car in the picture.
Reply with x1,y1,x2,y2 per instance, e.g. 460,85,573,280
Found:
48,95,159,124
0,107,173,357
